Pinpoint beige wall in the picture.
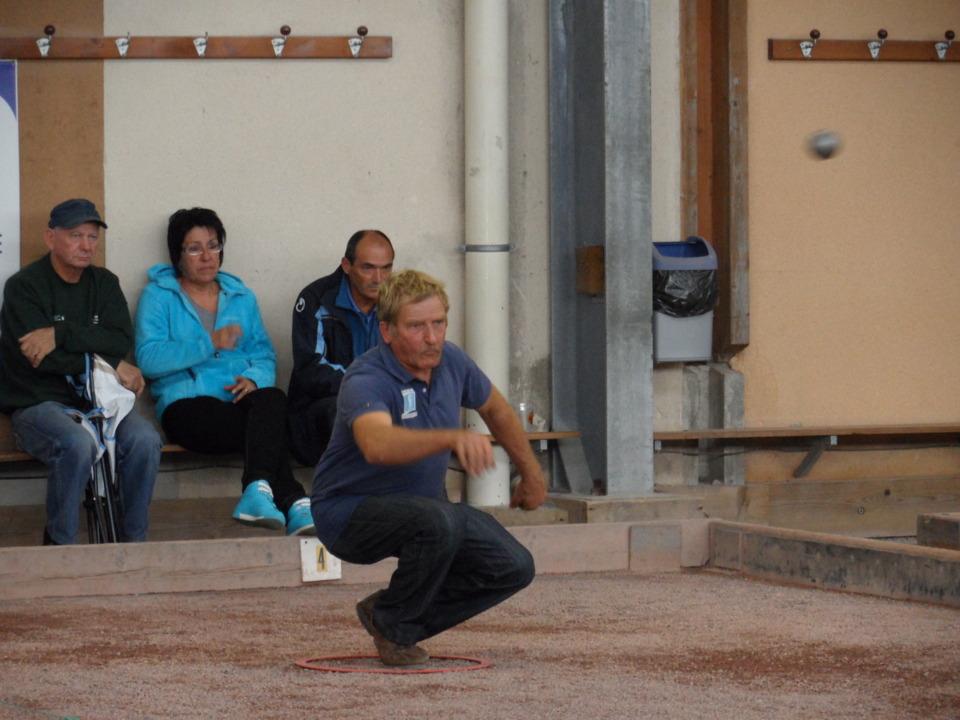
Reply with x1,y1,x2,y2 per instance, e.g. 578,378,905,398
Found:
734,0,960,426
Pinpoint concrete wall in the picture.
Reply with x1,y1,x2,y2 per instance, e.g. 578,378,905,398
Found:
100,0,684,439
4,0,688,505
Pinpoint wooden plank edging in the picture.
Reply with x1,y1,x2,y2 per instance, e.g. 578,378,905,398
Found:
0,521,690,601
710,520,960,607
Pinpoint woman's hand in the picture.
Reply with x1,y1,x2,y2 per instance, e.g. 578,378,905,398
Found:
226,375,257,403
211,323,242,351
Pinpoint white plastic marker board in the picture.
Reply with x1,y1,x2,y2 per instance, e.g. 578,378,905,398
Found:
299,537,342,582
0,61,20,289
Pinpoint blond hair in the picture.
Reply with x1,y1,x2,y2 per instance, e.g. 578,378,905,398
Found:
378,269,450,327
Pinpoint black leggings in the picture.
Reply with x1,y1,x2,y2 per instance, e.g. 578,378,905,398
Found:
162,387,306,513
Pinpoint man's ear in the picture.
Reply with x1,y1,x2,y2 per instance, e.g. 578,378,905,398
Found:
43,228,56,251
379,320,394,345
341,256,351,274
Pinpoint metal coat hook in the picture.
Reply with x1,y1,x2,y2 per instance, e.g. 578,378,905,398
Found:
116,32,131,58
194,32,208,58
37,24,54,58
349,26,368,58
272,25,291,57
868,28,887,60
936,30,955,60
800,29,820,59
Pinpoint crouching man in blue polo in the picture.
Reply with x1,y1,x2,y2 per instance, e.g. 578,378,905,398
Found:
310,269,546,667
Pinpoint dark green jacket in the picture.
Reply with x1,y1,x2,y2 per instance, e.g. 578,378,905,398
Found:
0,254,133,412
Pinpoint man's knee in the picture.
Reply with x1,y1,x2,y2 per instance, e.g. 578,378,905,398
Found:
51,422,100,463
418,500,467,550
118,413,163,453
316,396,339,427
514,545,536,588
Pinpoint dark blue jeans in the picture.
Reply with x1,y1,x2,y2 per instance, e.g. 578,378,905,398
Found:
331,494,536,647
288,394,337,467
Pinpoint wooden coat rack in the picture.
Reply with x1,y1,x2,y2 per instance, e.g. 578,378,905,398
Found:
0,25,391,60
769,29,958,63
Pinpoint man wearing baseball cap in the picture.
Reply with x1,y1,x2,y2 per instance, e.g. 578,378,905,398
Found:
0,198,161,545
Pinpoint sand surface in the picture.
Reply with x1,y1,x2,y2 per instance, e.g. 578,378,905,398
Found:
1,570,958,720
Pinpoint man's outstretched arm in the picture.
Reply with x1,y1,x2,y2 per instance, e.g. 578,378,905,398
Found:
352,411,496,478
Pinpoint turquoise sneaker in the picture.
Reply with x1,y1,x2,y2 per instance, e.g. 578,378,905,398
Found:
232,480,285,530
286,498,315,537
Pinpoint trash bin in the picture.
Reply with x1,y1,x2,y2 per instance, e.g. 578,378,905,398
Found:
652,236,718,362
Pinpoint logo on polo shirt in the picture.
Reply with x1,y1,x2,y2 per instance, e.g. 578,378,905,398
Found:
401,388,417,419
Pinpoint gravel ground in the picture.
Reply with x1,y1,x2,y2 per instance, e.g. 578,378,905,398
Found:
1,570,958,720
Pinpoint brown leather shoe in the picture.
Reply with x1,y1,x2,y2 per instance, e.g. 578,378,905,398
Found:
356,591,430,667
376,641,430,667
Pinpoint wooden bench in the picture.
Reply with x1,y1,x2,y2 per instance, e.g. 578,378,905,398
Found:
0,413,580,464
654,423,960,478
0,412,188,462
507,430,581,451
0,418,580,546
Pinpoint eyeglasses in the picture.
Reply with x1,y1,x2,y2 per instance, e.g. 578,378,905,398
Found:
182,242,223,256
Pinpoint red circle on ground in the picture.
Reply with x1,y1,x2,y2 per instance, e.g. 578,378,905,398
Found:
295,654,493,675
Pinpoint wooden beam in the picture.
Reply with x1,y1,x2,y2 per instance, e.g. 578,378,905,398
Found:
0,34,392,60
705,0,749,360
741,475,960,537
0,524,634,600
711,520,960,607
662,475,960,538
917,512,960,550
654,422,960,441
769,37,960,63
679,0,702,239
725,0,749,353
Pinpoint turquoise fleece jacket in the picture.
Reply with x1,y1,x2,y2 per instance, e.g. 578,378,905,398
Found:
135,263,277,420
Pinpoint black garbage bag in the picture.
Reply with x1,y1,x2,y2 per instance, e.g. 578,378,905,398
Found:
653,268,718,318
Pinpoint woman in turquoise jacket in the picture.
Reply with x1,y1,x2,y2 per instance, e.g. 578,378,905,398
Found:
135,207,313,536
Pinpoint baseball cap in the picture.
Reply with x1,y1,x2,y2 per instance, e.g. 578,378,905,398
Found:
48,199,108,230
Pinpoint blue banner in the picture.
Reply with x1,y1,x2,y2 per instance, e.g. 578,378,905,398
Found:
0,60,20,287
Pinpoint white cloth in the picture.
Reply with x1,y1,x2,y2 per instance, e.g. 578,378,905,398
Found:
63,355,136,485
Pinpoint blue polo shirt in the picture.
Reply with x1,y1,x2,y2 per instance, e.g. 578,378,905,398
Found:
310,340,492,547
334,275,381,359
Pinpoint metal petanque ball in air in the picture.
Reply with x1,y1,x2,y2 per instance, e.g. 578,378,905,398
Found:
808,130,841,160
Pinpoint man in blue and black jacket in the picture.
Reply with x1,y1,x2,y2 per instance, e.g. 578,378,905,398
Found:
288,230,394,466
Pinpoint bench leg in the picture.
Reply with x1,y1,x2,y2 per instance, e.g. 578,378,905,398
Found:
793,435,837,478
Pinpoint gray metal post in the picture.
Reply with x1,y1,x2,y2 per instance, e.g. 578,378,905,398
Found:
549,0,654,496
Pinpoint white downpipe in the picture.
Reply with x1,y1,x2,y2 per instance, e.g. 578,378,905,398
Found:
463,0,511,507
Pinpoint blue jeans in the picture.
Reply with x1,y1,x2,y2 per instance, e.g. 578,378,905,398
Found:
330,494,536,647
12,402,162,545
